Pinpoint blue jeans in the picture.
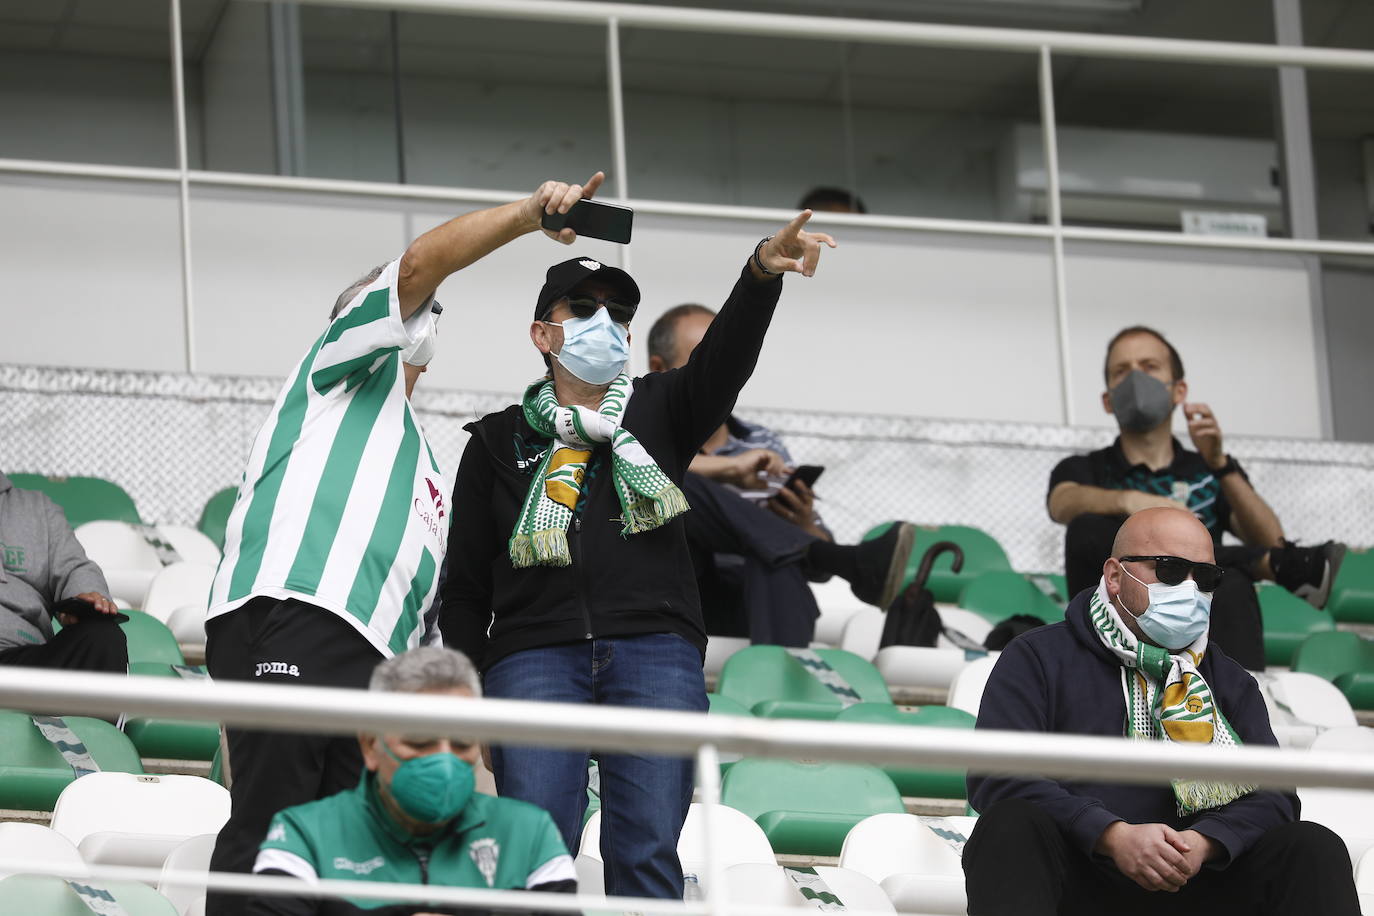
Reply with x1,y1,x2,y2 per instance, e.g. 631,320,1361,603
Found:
483,632,708,899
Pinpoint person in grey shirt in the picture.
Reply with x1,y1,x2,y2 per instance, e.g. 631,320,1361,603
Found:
0,473,125,672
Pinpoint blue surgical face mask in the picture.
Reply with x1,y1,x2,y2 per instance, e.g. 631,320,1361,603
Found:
545,307,629,385
1115,566,1213,650
379,742,474,824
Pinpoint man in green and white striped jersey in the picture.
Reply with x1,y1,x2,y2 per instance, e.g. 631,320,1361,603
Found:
203,170,607,916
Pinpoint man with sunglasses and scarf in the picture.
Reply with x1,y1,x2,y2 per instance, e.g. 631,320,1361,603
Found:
1047,325,1345,670
963,506,1358,916
441,201,836,900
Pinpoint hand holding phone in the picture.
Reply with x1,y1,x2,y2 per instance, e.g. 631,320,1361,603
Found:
541,199,634,245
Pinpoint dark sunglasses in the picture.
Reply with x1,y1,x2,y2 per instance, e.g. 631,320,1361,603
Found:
565,296,635,325
1120,555,1225,592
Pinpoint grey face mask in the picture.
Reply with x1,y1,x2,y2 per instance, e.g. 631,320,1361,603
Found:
1109,370,1175,432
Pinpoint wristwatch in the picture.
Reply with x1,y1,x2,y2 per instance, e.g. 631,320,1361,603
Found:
1212,454,1242,479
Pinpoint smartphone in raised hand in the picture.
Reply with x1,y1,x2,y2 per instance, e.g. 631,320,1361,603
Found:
541,199,634,244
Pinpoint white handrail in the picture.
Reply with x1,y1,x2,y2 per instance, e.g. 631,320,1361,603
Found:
257,0,1374,72
1,667,1371,791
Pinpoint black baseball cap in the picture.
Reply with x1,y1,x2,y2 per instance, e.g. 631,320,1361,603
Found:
534,257,641,321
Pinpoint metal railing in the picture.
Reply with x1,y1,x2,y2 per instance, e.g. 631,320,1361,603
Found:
5,0,1374,424
0,666,1370,913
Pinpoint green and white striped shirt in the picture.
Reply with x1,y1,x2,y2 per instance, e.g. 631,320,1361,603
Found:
208,258,447,657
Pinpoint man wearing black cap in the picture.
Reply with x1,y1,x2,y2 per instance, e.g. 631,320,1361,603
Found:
441,207,836,899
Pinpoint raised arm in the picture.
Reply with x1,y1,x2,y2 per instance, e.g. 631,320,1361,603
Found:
666,212,836,455
396,171,606,317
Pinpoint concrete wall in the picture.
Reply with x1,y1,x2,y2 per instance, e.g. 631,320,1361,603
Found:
0,174,1329,440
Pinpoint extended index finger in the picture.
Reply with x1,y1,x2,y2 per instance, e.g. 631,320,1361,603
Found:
582,170,606,198
779,209,813,240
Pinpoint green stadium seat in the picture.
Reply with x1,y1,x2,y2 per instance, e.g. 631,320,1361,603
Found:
707,693,753,717
1328,547,1374,624
0,874,176,916
863,523,1013,604
197,486,238,552
1026,572,1071,604
958,571,1066,626
1291,631,1374,710
720,758,905,856
123,664,220,761
6,474,141,527
834,702,975,798
0,712,143,811
1258,584,1336,668
716,646,891,720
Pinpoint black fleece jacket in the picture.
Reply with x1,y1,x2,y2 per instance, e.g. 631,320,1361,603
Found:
440,264,783,671
968,587,1298,868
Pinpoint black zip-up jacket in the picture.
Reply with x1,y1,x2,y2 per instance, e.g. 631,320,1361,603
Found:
440,264,783,671
969,587,1298,867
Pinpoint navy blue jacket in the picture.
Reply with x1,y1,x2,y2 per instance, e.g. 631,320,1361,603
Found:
968,588,1298,867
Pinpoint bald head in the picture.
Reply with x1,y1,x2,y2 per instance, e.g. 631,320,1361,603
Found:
1111,507,1215,564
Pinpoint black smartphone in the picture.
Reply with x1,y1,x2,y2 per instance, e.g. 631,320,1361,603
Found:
541,199,634,244
782,465,824,493
52,596,129,624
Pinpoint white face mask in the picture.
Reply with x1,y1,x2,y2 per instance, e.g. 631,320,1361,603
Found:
1115,566,1213,650
401,304,441,367
544,308,630,385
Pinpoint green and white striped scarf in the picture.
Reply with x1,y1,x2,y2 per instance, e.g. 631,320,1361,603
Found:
1089,581,1255,816
510,376,688,568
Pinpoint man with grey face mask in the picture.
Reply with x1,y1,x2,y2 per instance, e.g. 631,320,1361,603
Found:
1046,326,1344,671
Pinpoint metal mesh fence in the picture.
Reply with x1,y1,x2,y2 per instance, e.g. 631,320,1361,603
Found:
3,364,1372,573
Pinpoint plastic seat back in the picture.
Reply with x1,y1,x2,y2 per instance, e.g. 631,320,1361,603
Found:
723,863,895,912
142,563,216,625
155,527,222,566
0,874,176,916
1309,726,1374,753
1292,631,1374,708
959,571,1065,626
1329,547,1374,624
1258,585,1336,668
718,646,891,720
75,520,163,606
156,833,217,916
720,758,905,856
838,608,884,661
948,654,999,717
122,613,187,667
197,487,239,552
839,812,963,885
0,823,87,880
50,773,230,851
810,577,866,646
0,712,144,810
8,475,141,527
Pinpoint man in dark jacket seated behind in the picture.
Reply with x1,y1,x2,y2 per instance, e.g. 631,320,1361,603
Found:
962,506,1359,916
248,647,575,916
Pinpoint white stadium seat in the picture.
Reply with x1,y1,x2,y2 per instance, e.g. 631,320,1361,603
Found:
577,802,775,896
1253,671,1358,749
936,606,994,648
839,608,885,661
947,655,999,718
840,812,967,915
0,823,88,881
876,646,997,692
723,863,895,913
76,521,164,607
166,603,209,646
154,526,222,567
142,562,216,626
51,773,230,873
811,577,867,647
157,834,218,916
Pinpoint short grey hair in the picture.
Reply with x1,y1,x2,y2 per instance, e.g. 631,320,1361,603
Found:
646,303,716,365
331,262,389,319
369,647,482,697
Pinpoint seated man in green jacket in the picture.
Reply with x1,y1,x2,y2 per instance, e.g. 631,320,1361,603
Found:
248,647,575,916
